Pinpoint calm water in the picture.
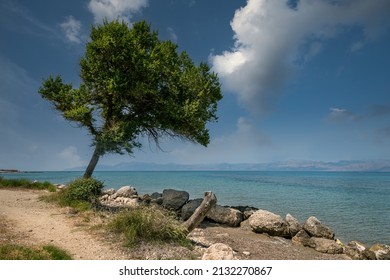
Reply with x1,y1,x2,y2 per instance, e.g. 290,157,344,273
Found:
3,171,390,246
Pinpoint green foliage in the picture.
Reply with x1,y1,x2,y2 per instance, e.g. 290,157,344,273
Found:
0,177,56,192
0,244,72,260
107,206,190,248
64,177,104,202
39,20,222,177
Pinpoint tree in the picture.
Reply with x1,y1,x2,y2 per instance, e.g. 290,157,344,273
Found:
39,20,222,178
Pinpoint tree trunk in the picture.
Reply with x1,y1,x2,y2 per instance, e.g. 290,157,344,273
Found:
83,145,101,178
183,191,217,232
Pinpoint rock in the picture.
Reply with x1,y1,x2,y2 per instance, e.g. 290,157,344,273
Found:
345,241,375,260
181,199,203,221
124,198,139,208
102,188,116,195
369,244,390,260
292,229,311,247
140,194,151,204
162,189,189,211
150,192,162,199
303,216,335,240
202,243,235,260
248,210,289,237
309,237,343,254
151,197,163,205
207,205,243,227
112,186,138,199
231,206,258,220
286,213,302,237
56,184,67,190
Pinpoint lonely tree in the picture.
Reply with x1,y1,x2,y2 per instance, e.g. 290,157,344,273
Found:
39,20,222,178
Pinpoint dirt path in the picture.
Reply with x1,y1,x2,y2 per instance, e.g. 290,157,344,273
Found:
0,188,126,260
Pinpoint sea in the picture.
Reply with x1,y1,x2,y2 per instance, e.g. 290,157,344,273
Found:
2,170,390,247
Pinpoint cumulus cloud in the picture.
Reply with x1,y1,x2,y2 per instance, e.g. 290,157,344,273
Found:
211,0,390,114
60,16,82,44
88,0,149,23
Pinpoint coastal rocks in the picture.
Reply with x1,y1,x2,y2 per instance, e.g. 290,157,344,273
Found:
181,199,203,221
344,241,375,260
303,216,335,240
249,210,289,237
369,244,390,260
202,243,235,260
286,213,302,237
292,229,311,247
162,189,189,211
99,186,139,208
308,237,343,254
206,205,244,227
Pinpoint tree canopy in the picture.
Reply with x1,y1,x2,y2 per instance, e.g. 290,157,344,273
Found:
39,20,222,178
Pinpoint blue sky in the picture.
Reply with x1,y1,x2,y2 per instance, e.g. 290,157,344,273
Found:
1,0,390,171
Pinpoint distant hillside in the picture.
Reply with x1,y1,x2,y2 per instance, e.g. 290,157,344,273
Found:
65,160,390,172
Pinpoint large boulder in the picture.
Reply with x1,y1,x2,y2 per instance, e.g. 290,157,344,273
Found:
369,244,390,260
181,199,203,221
202,243,235,260
285,213,302,237
206,205,244,227
112,186,138,199
309,237,343,254
162,189,189,211
248,210,289,237
292,229,311,247
303,216,335,240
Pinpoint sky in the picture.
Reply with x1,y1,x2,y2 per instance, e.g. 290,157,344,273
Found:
1,0,390,171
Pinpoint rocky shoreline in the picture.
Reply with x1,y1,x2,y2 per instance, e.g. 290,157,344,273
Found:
57,184,390,260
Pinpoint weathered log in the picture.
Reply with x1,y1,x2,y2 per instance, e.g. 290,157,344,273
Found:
183,191,217,232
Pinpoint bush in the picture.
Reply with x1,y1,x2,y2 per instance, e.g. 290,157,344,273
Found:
64,177,104,202
0,244,72,260
107,206,190,248
0,177,56,192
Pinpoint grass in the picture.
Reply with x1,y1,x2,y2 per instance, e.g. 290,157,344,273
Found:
107,205,191,248
0,244,72,260
0,176,56,192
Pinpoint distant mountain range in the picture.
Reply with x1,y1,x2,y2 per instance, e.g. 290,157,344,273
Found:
66,160,390,172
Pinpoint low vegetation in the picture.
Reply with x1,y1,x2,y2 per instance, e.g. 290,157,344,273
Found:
107,205,191,248
0,244,72,260
0,177,56,192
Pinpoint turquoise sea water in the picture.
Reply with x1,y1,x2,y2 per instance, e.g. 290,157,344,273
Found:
2,171,390,246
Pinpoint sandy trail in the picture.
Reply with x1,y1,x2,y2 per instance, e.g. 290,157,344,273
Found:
0,188,125,260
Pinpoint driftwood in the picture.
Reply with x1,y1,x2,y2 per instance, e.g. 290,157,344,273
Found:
183,191,217,232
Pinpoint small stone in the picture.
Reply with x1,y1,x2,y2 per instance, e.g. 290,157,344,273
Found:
202,243,234,260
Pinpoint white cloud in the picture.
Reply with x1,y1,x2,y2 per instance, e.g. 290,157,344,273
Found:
328,107,357,122
211,0,390,114
88,0,149,23
58,146,85,167
167,27,178,42
60,16,82,44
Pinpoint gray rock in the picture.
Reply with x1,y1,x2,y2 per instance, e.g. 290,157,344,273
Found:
292,229,311,247
303,216,335,240
248,209,289,237
345,241,375,260
286,213,302,237
112,186,138,199
309,237,343,254
207,205,244,227
202,243,235,260
162,189,189,210
102,188,116,195
369,244,390,260
150,192,162,199
181,199,203,221
151,197,163,205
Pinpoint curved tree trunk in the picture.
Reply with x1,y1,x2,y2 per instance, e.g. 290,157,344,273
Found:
83,145,101,178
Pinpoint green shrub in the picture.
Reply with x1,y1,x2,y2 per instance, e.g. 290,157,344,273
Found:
107,206,190,248
64,177,104,202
